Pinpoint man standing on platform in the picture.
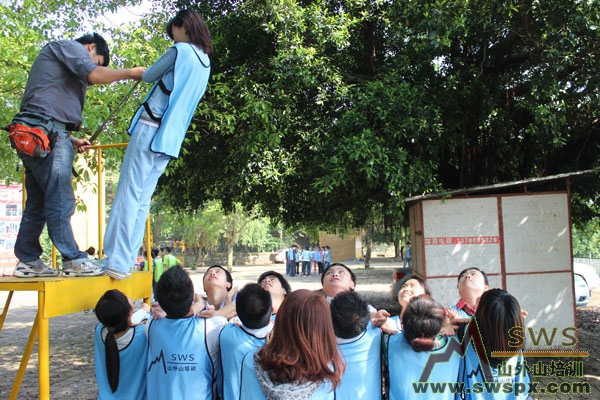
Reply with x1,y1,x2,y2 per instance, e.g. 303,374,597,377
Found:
12,33,145,278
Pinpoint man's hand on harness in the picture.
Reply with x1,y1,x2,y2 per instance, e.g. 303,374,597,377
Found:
70,136,92,153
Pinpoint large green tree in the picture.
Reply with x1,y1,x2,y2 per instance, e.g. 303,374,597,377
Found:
158,0,600,234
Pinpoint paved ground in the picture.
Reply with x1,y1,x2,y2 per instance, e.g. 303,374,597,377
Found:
0,261,597,399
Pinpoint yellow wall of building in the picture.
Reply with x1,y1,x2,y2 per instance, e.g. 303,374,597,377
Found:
319,231,362,262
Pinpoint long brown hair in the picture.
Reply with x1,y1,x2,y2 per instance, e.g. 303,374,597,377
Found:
167,9,213,57
256,289,345,388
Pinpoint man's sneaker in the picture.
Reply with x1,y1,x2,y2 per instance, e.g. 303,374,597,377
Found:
13,259,59,278
62,259,105,277
106,268,130,280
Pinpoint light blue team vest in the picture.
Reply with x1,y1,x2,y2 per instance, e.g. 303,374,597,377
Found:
130,42,211,159
94,324,148,400
239,349,335,400
219,324,268,400
336,322,382,399
459,341,531,400
146,317,214,400
386,332,461,400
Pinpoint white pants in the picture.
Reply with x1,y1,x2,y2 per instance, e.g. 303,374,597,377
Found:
103,122,170,273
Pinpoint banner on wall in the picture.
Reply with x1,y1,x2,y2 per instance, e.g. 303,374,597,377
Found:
0,184,22,276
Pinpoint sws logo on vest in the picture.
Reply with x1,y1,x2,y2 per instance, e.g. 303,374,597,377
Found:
148,350,199,374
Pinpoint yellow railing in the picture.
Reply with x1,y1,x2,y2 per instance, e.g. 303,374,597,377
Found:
1,142,154,399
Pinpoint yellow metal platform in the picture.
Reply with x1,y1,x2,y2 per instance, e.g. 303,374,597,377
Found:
0,271,152,400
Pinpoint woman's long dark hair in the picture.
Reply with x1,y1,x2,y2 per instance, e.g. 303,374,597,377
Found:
167,9,213,57
95,289,132,393
475,288,524,366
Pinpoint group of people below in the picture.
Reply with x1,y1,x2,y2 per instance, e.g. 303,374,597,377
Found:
285,244,332,277
11,9,212,281
94,264,531,399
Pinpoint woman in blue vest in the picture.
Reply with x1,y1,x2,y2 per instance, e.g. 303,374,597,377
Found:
384,295,461,400
458,289,531,399
240,289,344,399
103,9,212,280
94,289,149,400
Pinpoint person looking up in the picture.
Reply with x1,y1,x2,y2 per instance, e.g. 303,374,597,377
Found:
320,262,396,333
201,264,237,319
449,267,489,318
257,270,292,316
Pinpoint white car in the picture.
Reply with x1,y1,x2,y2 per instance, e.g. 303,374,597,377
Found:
574,262,600,289
574,273,591,307
269,248,287,264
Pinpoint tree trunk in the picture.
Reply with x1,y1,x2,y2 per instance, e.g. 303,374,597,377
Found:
227,238,234,272
364,223,373,268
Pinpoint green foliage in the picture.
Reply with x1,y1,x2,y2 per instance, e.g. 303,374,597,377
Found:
572,220,600,258
152,200,281,253
162,0,600,234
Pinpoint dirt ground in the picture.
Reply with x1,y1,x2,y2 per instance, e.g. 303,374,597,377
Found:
523,290,600,399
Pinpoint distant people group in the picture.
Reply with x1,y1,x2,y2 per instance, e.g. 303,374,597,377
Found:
286,244,331,277
94,263,531,399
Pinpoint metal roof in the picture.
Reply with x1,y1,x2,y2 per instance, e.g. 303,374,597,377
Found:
405,168,599,203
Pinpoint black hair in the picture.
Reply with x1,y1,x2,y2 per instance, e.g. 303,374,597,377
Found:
330,291,369,339
257,270,292,295
95,289,132,392
86,246,96,256
321,262,357,286
475,289,524,366
402,295,443,352
204,265,234,291
155,266,194,318
236,283,273,329
75,32,110,66
457,267,489,285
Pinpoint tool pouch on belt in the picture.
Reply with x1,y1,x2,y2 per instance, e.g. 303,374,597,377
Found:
5,112,57,158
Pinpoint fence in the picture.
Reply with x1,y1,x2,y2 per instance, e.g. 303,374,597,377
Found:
574,257,600,275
